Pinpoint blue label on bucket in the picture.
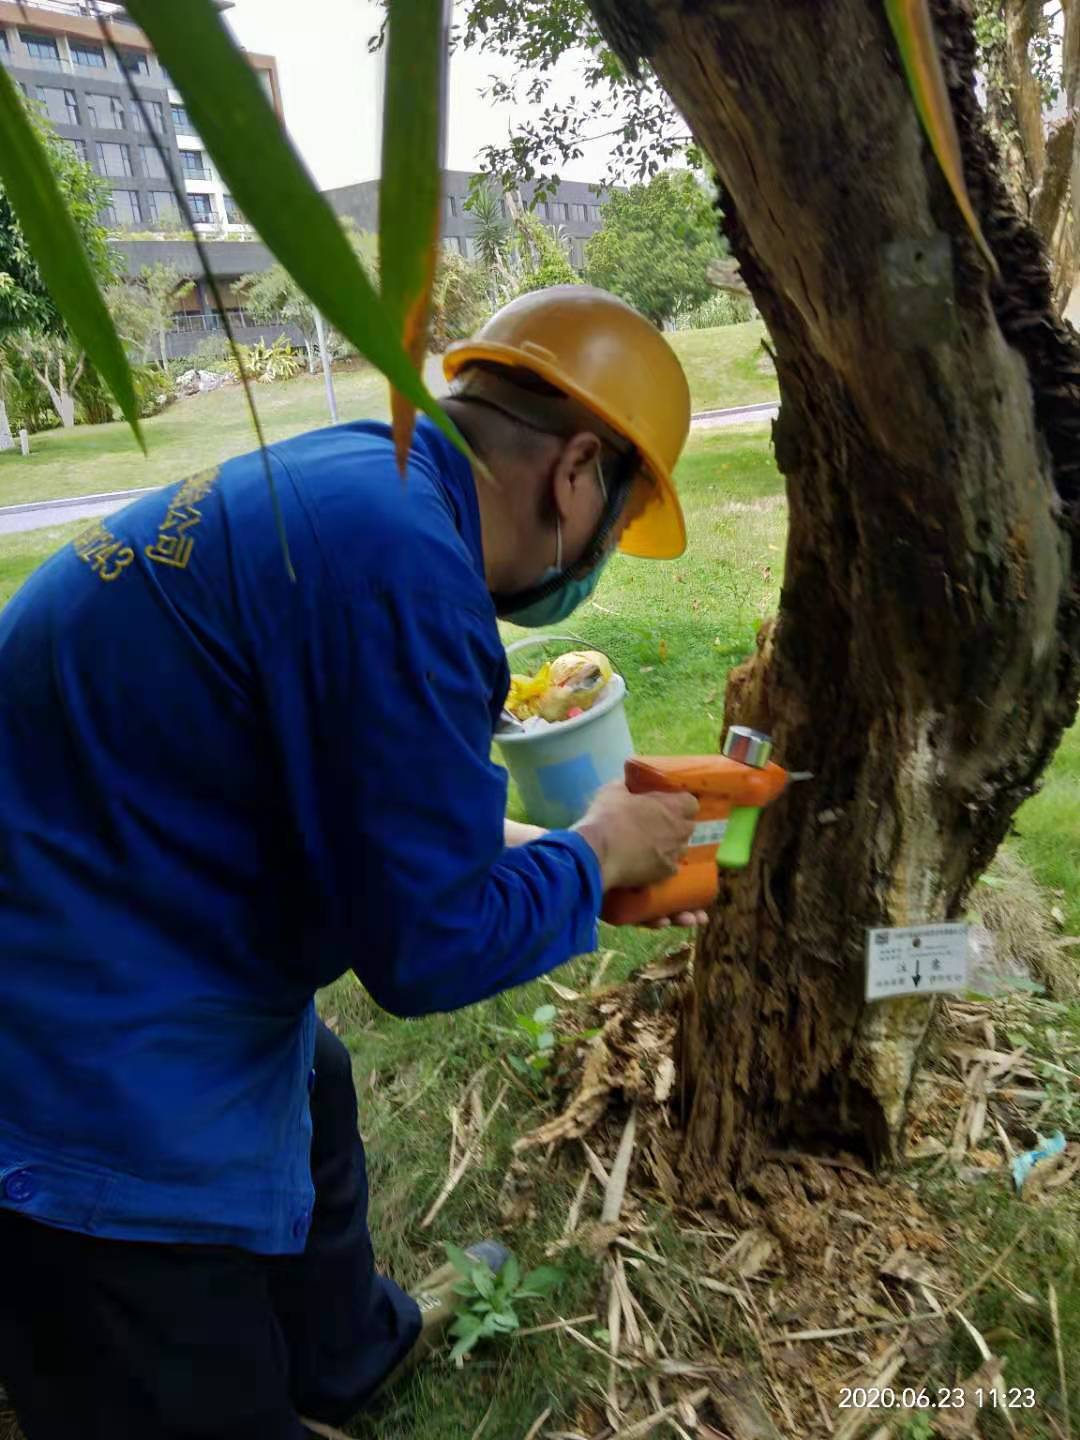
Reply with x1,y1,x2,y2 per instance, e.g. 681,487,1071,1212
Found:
537,753,602,823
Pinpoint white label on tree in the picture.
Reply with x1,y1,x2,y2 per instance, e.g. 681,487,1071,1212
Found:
690,818,729,847
865,923,969,1000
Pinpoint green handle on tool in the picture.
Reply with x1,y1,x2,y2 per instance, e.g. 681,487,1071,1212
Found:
716,805,762,868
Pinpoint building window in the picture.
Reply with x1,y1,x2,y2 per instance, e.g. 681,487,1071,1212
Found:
107,189,142,227
188,191,215,221
65,137,88,164
131,99,164,133
180,149,210,180
19,31,59,62
141,145,167,179
147,190,179,223
223,194,245,225
119,48,150,75
0,30,10,53
86,93,125,130
96,141,132,178
589,205,602,222
70,41,106,69
170,102,191,131
463,235,479,261
550,201,567,221
35,86,79,127
447,193,457,218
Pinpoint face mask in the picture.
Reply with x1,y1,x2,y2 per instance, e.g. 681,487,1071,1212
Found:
496,465,612,627
500,541,612,627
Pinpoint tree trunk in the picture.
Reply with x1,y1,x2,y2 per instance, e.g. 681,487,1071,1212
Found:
1003,0,1045,182
587,0,1080,1188
0,399,13,452
1032,118,1077,313
31,365,70,429
1065,0,1080,307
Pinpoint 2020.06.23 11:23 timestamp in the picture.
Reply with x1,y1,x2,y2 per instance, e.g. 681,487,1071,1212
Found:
838,1386,1038,1411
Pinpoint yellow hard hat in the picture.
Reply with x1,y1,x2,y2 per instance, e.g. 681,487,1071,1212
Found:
443,285,691,559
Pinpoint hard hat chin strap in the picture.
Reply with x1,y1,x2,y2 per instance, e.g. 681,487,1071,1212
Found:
488,446,638,616
448,365,633,458
448,363,639,614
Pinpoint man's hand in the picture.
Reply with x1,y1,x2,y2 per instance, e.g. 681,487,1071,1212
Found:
572,781,699,893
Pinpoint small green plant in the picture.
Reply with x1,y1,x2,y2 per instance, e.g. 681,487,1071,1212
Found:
901,1415,935,1440
227,335,302,384
508,1004,601,1083
510,1003,558,1077
444,1245,563,1364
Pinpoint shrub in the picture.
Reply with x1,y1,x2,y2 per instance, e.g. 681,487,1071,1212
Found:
227,336,303,384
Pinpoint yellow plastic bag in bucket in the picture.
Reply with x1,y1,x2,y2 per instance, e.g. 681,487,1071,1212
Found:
496,636,634,830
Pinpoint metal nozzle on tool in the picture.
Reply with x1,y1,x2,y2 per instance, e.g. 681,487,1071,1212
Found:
722,725,773,768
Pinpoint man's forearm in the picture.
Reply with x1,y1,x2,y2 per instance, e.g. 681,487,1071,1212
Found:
504,819,548,846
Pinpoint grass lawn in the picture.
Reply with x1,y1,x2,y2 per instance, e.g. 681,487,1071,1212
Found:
0,419,1076,1438
0,321,774,510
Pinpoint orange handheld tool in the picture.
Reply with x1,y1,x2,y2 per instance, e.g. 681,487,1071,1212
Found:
601,727,809,927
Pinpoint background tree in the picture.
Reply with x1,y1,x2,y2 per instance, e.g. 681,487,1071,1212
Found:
465,182,512,271
509,204,580,292
107,263,194,370
0,338,14,451
584,168,725,325
237,222,376,374
429,250,491,351
1,94,114,436
975,0,1080,312
236,262,322,375
10,334,85,429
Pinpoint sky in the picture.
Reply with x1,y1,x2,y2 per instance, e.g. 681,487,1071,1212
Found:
225,0,618,191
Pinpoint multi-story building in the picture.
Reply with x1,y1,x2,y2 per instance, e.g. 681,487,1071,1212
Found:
325,170,609,271
0,0,281,236
107,170,614,359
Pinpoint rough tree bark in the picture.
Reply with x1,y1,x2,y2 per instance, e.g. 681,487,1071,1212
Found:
587,0,1080,1189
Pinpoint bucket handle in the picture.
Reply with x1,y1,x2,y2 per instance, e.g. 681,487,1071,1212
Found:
504,634,627,690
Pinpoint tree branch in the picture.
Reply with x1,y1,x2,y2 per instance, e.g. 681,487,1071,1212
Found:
1032,115,1076,234
1004,0,1047,182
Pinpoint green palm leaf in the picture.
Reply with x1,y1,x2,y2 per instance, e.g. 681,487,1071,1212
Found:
122,0,467,459
883,0,998,276
379,0,452,468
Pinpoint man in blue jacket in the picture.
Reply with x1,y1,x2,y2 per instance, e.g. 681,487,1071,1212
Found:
0,287,698,1437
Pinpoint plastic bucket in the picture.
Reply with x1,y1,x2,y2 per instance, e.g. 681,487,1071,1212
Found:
495,636,635,830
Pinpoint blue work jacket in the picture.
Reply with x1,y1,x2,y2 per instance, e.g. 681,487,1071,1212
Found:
0,417,601,1252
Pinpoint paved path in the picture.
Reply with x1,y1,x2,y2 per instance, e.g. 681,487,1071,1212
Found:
0,401,779,537
0,487,157,536
690,400,778,429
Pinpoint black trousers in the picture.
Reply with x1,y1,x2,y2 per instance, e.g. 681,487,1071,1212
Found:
0,1022,420,1439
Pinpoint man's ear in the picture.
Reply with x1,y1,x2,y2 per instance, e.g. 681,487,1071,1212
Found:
551,431,603,518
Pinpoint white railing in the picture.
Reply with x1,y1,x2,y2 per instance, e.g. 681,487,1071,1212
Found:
19,0,132,20
9,52,74,72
